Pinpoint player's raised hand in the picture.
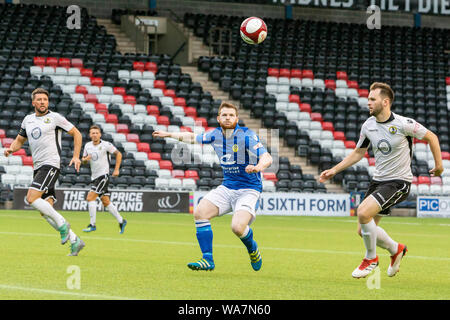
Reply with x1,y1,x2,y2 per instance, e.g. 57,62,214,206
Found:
69,156,81,172
319,168,336,183
152,131,171,138
429,165,443,177
245,165,261,174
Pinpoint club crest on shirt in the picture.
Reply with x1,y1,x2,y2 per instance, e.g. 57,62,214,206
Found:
232,144,239,152
44,117,51,124
377,139,392,155
31,127,42,139
389,126,397,134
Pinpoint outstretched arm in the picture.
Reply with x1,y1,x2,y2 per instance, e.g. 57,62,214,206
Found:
245,152,273,173
319,148,367,183
152,130,197,144
4,135,27,157
67,126,82,172
422,130,443,177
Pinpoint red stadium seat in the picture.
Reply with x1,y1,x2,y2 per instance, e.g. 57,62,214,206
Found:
431,176,442,185
174,97,186,107
290,69,302,78
85,94,98,103
46,57,58,67
133,61,145,71
358,89,369,97
114,87,126,96
123,95,136,104
172,170,184,179
116,124,129,134
184,107,196,117
184,170,199,180
90,77,103,86
148,152,161,161
157,115,170,125
147,105,159,116
368,157,376,166
347,80,359,89
95,103,108,113
299,103,311,113
333,131,346,141
412,176,418,185
267,68,279,77
322,122,334,132
13,149,26,156
279,68,290,77
0,129,5,139
71,58,83,68
441,151,450,160
105,114,118,124
159,160,173,170
289,94,300,103
310,113,322,122
195,117,208,127
145,62,158,73
418,176,431,185
302,70,314,79
180,126,192,132
163,89,176,98
263,172,277,181
137,142,150,153
75,85,87,94
22,156,33,166
345,141,356,149
325,79,336,89
1,138,13,147
58,58,71,68
336,71,348,80
81,68,93,77
153,80,166,90
446,77,450,85
126,134,140,143
33,57,46,66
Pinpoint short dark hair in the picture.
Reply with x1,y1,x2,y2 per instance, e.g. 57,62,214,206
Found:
89,125,102,133
370,82,394,104
31,88,49,101
218,102,239,116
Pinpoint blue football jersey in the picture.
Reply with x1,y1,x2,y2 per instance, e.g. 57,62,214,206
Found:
196,124,268,192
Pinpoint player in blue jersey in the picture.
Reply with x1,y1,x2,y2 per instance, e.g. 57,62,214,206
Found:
153,102,273,271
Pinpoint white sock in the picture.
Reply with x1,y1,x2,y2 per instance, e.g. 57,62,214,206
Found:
240,225,250,239
42,215,59,231
69,229,77,244
360,220,377,260
88,201,97,226
376,226,398,255
106,203,123,224
31,198,65,228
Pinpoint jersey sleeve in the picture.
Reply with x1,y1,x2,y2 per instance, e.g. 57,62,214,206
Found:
106,142,118,154
18,118,27,138
82,146,88,157
54,113,74,132
246,131,268,156
195,129,217,144
356,123,370,149
402,117,428,140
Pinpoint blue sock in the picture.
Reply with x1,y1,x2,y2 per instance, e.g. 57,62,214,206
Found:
195,220,213,262
240,227,257,253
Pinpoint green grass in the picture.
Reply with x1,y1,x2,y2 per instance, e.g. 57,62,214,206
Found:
0,209,449,300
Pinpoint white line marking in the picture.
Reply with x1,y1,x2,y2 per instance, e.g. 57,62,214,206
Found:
0,284,141,300
0,231,449,261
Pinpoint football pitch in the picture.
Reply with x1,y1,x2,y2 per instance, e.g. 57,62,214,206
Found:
0,209,449,300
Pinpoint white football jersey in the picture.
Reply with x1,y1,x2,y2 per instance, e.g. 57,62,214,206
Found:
356,112,428,182
83,140,117,180
19,111,74,170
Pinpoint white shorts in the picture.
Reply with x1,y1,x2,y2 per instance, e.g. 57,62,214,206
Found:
203,185,261,224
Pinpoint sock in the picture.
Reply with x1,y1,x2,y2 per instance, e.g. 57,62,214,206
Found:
69,229,77,244
240,226,257,253
360,219,377,260
88,201,97,226
376,226,398,255
195,219,213,262
106,203,123,224
42,215,59,231
31,198,65,228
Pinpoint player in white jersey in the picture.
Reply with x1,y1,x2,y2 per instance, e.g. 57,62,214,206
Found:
3,88,85,256
319,82,443,278
81,125,126,234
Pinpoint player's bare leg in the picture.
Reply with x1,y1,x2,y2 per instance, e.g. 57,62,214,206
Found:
188,199,219,271
84,191,98,232
232,210,262,271
352,196,381,278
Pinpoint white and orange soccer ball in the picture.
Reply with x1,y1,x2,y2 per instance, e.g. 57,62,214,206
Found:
240,17,267,45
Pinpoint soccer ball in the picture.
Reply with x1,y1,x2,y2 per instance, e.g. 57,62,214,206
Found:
240,17,267,45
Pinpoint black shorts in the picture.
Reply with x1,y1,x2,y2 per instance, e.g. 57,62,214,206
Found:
30,165,60,202
90,174,110,197
363,179,411,215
